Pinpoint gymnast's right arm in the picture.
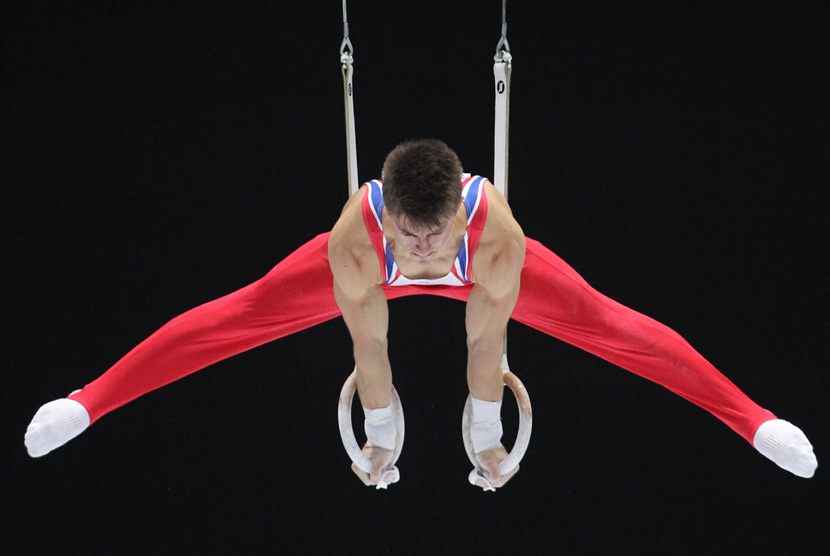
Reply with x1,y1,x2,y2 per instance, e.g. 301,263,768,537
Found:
328,208,398,486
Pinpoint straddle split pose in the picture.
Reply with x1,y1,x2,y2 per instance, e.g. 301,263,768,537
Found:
25,139,817,487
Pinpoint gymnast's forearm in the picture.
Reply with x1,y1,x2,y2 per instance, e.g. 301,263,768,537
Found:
331,276,393,410
353,339,393,409
466,335,505,403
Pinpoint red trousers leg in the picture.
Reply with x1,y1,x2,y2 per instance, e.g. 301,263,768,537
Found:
70,233,774,444
509,239,775,443
70,233,342,424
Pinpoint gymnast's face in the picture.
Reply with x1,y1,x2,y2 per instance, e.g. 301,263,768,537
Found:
388,212,455,263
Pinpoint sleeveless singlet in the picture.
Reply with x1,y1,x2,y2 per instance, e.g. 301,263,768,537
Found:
361,174,489,286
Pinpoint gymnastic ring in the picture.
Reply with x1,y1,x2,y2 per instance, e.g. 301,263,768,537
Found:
462,355,532,489
338,368,405,485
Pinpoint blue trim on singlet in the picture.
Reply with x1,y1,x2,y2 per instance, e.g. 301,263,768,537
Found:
463,176,484,219
365,181,396,282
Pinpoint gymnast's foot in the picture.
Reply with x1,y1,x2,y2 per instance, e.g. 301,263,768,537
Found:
25,398,90,457
753,419,817,478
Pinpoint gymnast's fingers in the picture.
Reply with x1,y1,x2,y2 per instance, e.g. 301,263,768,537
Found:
351,444,395,486
477,445,519,488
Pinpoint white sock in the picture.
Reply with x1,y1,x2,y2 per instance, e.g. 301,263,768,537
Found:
753,419,817,478
363,405,396,451
470,397,503,453
25,398,90,457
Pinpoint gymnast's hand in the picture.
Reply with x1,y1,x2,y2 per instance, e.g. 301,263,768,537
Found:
474,445,519,489
351,444,398,487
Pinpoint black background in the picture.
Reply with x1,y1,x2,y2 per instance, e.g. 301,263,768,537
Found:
3,2,828,554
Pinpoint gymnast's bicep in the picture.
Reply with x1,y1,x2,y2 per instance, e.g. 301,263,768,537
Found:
330,244,389,350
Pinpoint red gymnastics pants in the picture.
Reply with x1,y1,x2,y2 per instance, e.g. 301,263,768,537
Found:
69,233,775,443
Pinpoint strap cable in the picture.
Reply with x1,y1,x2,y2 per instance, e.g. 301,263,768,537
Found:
341,0,359,196
495,0,511,58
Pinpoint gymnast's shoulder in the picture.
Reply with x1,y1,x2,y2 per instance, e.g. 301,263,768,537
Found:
470,179,525,286
328,184,382,289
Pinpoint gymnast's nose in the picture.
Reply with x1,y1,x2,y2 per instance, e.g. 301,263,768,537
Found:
414,237,434,255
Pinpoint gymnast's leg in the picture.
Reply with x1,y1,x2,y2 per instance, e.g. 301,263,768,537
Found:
25,233,342,457
510,238,817,477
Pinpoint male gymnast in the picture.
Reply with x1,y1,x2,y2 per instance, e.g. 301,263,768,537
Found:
25,139,817,488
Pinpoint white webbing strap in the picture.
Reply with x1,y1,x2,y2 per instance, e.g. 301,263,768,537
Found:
494,2,512,356
493,54,512,199
493,0,511,200
341,1,359,196
341,58,359,196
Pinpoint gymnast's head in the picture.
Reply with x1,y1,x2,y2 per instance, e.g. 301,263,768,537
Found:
381,139,463,230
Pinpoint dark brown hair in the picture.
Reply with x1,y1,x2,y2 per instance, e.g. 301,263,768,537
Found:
381,139,463,228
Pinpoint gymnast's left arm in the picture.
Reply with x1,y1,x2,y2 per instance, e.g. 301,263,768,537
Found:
465,207,525,487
